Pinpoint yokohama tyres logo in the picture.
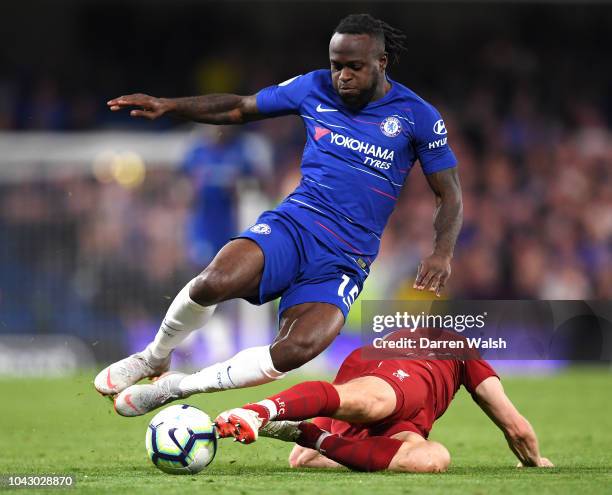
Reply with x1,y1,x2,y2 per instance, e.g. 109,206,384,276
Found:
329,132,395,161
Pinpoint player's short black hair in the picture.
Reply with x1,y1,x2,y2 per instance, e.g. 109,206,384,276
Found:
334,13,407,64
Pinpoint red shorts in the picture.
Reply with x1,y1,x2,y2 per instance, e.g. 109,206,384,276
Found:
315,350,435,439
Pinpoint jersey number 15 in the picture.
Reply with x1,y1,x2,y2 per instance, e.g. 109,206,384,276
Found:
338,274,359,311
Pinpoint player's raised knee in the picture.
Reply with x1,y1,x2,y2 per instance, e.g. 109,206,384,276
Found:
391,441,451,473
190,270,232,305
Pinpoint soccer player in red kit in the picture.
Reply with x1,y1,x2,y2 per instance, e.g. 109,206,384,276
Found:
214,346,554,472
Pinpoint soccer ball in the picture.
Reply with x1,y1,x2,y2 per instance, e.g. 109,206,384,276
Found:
145,404,217,475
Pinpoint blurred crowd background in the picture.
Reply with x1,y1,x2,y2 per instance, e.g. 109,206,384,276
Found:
0,1,610,368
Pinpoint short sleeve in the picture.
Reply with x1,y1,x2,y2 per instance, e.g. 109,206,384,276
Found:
312,417,333,432
256,73,313,116
413,102,458,175
462,360,499,395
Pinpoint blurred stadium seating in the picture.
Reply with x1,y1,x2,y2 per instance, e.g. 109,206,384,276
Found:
0,1,609,371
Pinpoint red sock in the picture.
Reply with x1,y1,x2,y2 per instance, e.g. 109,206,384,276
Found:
297,421,402,472
243,381,340,424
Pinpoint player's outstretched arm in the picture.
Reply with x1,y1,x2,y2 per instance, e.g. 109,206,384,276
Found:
473,377,554,468
107,93,263,124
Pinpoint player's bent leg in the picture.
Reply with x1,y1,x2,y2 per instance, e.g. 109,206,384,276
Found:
148,238,264,360
94,239,264,396
214,376,394,443
112,282,345,415
270,302,345,372
229,375,395,432
292,422,404,472
203,303,343,420
213,379,340,442
290,426,449,472
189,238,264,305
388,437,451,473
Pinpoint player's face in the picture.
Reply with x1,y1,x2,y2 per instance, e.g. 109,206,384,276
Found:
329,33,387,107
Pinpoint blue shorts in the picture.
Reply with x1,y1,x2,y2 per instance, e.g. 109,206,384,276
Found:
234,210,368,321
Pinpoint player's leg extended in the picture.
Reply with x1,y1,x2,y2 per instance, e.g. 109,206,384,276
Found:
215,374,397,442
113,302,345,416
94,239,263,396
124,228,358,402
216,374,450,472
175,302,343,393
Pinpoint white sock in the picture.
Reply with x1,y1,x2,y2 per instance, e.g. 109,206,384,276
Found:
179,345,286,394
147,280,216,360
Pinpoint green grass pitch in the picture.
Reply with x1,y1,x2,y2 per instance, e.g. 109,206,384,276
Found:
0,368,611,494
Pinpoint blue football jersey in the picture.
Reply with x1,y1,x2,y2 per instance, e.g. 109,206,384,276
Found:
256,69,457,271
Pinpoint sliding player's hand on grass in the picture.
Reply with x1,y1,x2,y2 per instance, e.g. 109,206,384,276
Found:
474,377,554,470
414,253,452,296
107,94,172,120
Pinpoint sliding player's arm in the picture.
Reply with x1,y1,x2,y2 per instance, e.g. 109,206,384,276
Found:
473,377,553,468
107,93,263,124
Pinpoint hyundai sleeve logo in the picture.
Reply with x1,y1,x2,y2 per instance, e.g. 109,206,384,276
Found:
433,119,447,135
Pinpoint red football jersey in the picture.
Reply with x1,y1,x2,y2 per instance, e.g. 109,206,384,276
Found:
314,347,498,439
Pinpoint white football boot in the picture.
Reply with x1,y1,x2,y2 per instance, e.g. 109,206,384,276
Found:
113,372,187,417
94,347,171,396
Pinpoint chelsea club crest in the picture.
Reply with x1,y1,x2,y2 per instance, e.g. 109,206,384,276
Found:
249,223,271,235
380,116,402,137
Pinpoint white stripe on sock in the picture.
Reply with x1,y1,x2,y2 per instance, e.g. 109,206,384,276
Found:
257,399,278,420
315,432,332,453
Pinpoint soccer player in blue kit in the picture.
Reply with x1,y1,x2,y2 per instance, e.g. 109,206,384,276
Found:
95,14,464,416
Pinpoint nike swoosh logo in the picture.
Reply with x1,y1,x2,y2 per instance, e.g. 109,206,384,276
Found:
106,368,116,389
316,104,338,113
123,394,141,414
226,366,236,386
